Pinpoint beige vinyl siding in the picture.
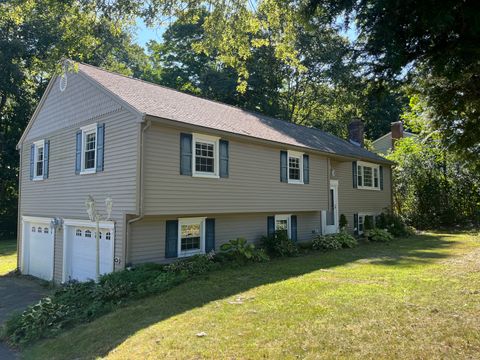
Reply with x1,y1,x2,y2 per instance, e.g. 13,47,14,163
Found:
26,73,123,141
330,160,392,233
19,75,139,282
372,134,393,154
129,212,320,264
143,124,328,215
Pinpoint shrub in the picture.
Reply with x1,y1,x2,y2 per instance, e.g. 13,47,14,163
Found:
339,214,348,230
312,231,358,250
163,253,219,275
312,235,342,251
297,241,313,250
3,254,220,347
3,297,73,345
335,231,358,248
220,238,269,264
364,216,374,231
376,211,412,237
365,228,393,242
260,231,299,257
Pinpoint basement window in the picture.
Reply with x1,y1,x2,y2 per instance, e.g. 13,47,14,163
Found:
178,217,206,257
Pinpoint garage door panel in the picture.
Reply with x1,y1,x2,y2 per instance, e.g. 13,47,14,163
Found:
67,226,114,282
23,219,54,281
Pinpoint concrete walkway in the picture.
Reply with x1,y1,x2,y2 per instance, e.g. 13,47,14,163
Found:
0,276,49,360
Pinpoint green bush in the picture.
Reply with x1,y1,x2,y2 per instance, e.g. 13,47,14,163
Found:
335,231,358,248
3,254,219,347
163,253,219,275
339,214,348,230
220,238,269,264
376,211,412,237
3,298,72,345
312,235,342,250
297,241,313,250
260,231,299,257
312,231,358,250
364,216,374,231
365,228,393,242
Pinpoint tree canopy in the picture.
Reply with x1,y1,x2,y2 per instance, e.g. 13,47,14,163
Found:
0,0,478,236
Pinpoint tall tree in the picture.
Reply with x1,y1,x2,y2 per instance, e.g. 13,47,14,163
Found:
308,0,480,165
0,0,146,237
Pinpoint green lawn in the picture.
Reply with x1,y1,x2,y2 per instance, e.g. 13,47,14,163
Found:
23,232,480,359
0,239,17,276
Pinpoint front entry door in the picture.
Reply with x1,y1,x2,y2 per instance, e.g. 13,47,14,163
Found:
325,180,339,234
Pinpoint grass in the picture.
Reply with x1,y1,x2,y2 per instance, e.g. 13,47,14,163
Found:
22,232,480,359
0,239,17,276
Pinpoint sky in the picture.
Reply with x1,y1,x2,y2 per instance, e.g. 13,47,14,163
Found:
135,15,359,50
135,18,166,49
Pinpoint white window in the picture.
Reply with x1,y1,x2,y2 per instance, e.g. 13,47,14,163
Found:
178,217,206,257
75,229,82,236
288,151,303,184
358,215,365,235
275,214,291,238
105,232,111,240
192,134,219,178
43,227,49,234
85,230,92,238
33,140,45,181
32,226,36,232
357,161,380,190
37,227,42,233
81,124,97,174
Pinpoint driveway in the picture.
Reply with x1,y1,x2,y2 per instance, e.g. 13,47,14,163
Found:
0,276,49,360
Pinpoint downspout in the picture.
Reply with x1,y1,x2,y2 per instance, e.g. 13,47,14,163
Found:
16,145,23,272
125,115,150,265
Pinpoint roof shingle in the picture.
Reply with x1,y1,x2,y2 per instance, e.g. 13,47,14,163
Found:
78,62,390,164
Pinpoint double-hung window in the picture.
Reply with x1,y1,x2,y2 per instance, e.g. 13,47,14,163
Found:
192,134,219,178
81,124,97,174
33,140,45,180
275,214,291,238
288,151,303,184
357,161,380,190
178,217,206,257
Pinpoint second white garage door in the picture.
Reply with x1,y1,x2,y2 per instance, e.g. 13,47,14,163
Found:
63,220,114,282
21,216,54,281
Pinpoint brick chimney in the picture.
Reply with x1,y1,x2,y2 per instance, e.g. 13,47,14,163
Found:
391,121,404,149
348,119,364,147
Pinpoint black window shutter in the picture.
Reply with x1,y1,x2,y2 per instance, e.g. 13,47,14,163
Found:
96,123,105,172
30,144,35,180
352,161,357,188
379,165,384,190
165,220,178,258
353,214,359,236
290,215,297,241
43,140,50,179
75,130,82,174
280,150,288,182
219,140,229,178
267,216,275,237
205,218,215,252
303,154,309,184
180,133,192,175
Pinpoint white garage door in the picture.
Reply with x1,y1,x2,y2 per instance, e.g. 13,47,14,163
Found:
22,217,54,281
64,220,114,282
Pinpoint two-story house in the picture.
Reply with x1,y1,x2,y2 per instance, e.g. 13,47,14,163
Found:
16,62,393,282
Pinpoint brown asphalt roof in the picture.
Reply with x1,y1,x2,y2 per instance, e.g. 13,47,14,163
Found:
78,62,390,164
